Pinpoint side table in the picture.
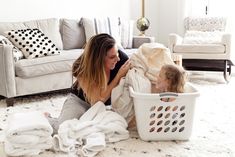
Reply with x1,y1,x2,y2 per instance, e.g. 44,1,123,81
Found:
133,36,155,48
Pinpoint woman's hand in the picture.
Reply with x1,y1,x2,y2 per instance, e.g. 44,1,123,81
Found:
117,59,131,78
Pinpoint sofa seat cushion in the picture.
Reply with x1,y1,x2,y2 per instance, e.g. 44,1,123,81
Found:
15,49,83,78
174,44,225,54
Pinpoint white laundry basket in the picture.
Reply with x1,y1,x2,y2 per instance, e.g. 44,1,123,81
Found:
129,83,199,141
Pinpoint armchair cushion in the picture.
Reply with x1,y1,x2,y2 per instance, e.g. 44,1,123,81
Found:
174,44,225,54
6,29,60,59
183,31,222,44
184,17,226,31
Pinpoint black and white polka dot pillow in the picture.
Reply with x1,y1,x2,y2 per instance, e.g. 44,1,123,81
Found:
6,28,60,59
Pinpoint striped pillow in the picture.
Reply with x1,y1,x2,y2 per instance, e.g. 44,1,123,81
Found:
120,19,134,49
80,17,122,48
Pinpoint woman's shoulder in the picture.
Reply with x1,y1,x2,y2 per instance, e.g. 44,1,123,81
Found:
118,49,129,61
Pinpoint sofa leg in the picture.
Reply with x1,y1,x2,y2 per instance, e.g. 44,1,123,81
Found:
6,98,14,107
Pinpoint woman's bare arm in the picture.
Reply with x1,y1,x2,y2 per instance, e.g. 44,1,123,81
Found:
99,59,131,103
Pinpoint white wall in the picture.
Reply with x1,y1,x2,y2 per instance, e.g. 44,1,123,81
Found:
129,0,187,46
0,0,130,21
0,0,186,46
129,0,158,38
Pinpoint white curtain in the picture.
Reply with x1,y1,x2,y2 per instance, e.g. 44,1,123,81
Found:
208,0,234,57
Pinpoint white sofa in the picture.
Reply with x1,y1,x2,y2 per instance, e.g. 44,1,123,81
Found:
0,18,154,106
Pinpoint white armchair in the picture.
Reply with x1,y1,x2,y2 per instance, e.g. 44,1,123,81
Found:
169,17,233,82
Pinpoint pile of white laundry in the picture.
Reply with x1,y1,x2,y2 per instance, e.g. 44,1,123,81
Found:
4,111,53,156
53,101,129,157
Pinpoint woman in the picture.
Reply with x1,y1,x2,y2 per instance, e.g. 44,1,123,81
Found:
47,33,131,133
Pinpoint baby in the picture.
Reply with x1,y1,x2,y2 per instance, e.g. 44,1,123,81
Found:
128,64,187,129
151,64,187,94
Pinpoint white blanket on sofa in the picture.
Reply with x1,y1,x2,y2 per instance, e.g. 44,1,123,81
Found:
53,101,129,157
4,111,53,156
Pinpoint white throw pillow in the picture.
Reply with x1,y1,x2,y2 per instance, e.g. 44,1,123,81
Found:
80,17,123,48
0,35,24,62
183,31,222,44
6,28,60,59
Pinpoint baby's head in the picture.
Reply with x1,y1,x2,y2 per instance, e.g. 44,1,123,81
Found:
157,64,187,93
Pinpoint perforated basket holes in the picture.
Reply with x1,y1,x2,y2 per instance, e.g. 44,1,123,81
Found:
148,105,187,133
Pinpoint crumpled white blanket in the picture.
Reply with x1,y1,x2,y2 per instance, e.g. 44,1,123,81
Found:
4,111,53,156
53,101,129,157
130,42,174,81
112,43,174,123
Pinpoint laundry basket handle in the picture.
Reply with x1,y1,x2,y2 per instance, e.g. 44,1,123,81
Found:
159,92,178,98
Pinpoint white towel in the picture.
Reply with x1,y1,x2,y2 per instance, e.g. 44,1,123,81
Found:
53,101,129,156
4,111,53,156
53,119,98,152
6,111,53,138
4,138,52,156
81,132,106,157
79,101,106,122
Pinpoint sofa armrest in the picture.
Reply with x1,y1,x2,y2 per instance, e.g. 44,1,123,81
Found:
0,44,16,97
168,33,183,52
132,36,155,48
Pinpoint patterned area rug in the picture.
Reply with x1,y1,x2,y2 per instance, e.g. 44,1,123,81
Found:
0,71,235,157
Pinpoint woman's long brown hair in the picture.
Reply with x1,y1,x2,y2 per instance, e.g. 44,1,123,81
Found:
72,33,116,103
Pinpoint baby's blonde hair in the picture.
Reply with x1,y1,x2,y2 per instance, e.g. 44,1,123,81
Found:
161,64,187,93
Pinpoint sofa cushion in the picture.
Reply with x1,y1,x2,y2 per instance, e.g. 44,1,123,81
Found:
7,28,60,59
15,49,83,78
0,18,63,50
80,17,122,47
0,35,24,62
60,18,86,50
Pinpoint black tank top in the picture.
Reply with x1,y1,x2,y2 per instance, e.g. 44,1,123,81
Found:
71,49,129,105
